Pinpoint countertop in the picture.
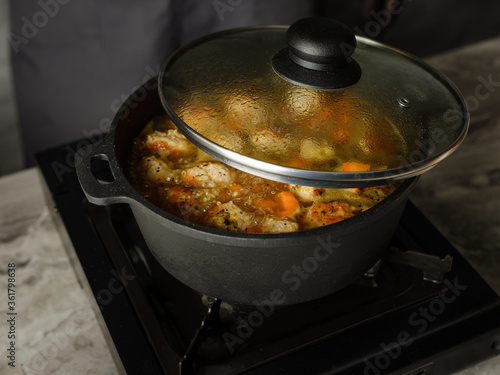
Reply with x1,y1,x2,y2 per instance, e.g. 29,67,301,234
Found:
1,37,500,374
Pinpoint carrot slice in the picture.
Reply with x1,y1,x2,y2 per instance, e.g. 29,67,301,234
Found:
245,227,262,233
289,157,309,168
228,184,245,197
228,184,244,193
341,162,371,172
275,191,300,210
255,199,278,212
275,191,300,217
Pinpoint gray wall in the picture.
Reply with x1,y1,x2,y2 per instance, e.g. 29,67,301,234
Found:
319,0,500,57
0,0,23,176
1,0,500,176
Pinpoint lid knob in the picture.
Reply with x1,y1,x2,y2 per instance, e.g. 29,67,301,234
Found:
272,17,362,90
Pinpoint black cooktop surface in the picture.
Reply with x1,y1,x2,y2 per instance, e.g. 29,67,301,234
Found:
36,140,500,375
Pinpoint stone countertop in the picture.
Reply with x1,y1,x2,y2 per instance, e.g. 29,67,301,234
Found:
1,37,500,374
0,168,119,375
411,37,500,297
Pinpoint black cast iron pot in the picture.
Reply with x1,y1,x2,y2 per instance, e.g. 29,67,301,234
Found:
75,78,418,305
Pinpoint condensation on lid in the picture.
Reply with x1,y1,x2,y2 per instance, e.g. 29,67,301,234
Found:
158,26,468,188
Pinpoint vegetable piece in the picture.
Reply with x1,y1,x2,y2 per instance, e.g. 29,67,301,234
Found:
289,157,309,168
228,184,245,197
228,184,243,192
255,199,278,212
341,161,371,172
275,191,301,217
245,227,262,233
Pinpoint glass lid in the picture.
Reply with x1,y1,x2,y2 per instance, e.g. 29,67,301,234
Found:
158,17,468,188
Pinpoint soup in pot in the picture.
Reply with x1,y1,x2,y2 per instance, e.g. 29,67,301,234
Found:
127,115,399,233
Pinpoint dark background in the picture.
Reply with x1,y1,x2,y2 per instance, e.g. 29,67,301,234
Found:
318,0,500,57
1,0,500,176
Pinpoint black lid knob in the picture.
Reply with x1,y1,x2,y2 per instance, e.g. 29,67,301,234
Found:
272,17,361,90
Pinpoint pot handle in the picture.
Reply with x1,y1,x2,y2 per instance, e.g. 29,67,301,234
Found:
75,135,133,206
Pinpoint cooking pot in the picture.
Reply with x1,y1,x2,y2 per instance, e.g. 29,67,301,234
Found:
76,78,418,305
75,18,467,305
